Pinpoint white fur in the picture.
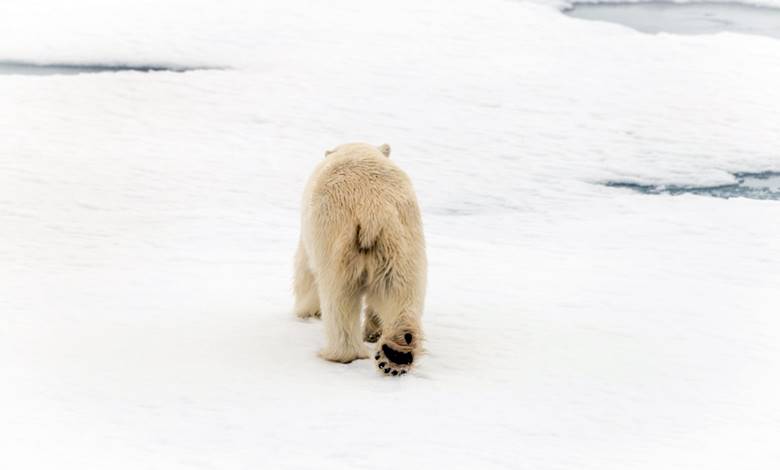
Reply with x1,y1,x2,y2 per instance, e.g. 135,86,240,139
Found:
294,143,426,366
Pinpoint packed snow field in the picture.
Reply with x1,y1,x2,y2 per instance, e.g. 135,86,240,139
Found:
2,0,780,469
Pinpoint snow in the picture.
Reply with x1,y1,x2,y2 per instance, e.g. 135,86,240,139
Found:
2,0,780,468
558,0,780,10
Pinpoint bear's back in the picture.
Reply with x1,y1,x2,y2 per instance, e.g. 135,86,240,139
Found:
310,147,416,211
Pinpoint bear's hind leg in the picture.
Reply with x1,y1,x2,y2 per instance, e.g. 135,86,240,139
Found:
318,285,368,363
369,295,422,376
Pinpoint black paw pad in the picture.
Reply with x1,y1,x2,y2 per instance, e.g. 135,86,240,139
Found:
378,362,386,368
375,353,380,360
382,344,413,365
404,333,413,344
391,370,398,376
384,368,390,374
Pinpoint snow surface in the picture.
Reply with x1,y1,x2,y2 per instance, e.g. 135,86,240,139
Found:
2,0,780,469
560,0,780,10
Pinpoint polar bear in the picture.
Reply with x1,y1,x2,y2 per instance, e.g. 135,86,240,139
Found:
294,142,426,376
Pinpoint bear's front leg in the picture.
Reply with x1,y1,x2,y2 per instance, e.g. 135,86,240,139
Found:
318,290,368,363
362,308,382,343
293,240,321,319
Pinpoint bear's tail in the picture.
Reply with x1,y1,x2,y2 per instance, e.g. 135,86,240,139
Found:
354,206,392,254
355,222,381,254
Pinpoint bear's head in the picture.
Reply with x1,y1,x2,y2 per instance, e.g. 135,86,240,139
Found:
324,143,391,158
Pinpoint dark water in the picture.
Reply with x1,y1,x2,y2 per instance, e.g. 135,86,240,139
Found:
566,2,780,39
607,172,780,200
0,61,201,76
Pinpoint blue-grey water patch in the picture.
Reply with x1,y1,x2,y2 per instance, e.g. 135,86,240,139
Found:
606,172,780,200
565,2,780,40
0,61,209,76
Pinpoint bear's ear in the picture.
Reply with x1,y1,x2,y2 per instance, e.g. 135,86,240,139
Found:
378,143,391,158
324,148,334,157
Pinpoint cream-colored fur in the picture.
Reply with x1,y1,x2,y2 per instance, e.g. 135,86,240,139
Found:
294,143,426,372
